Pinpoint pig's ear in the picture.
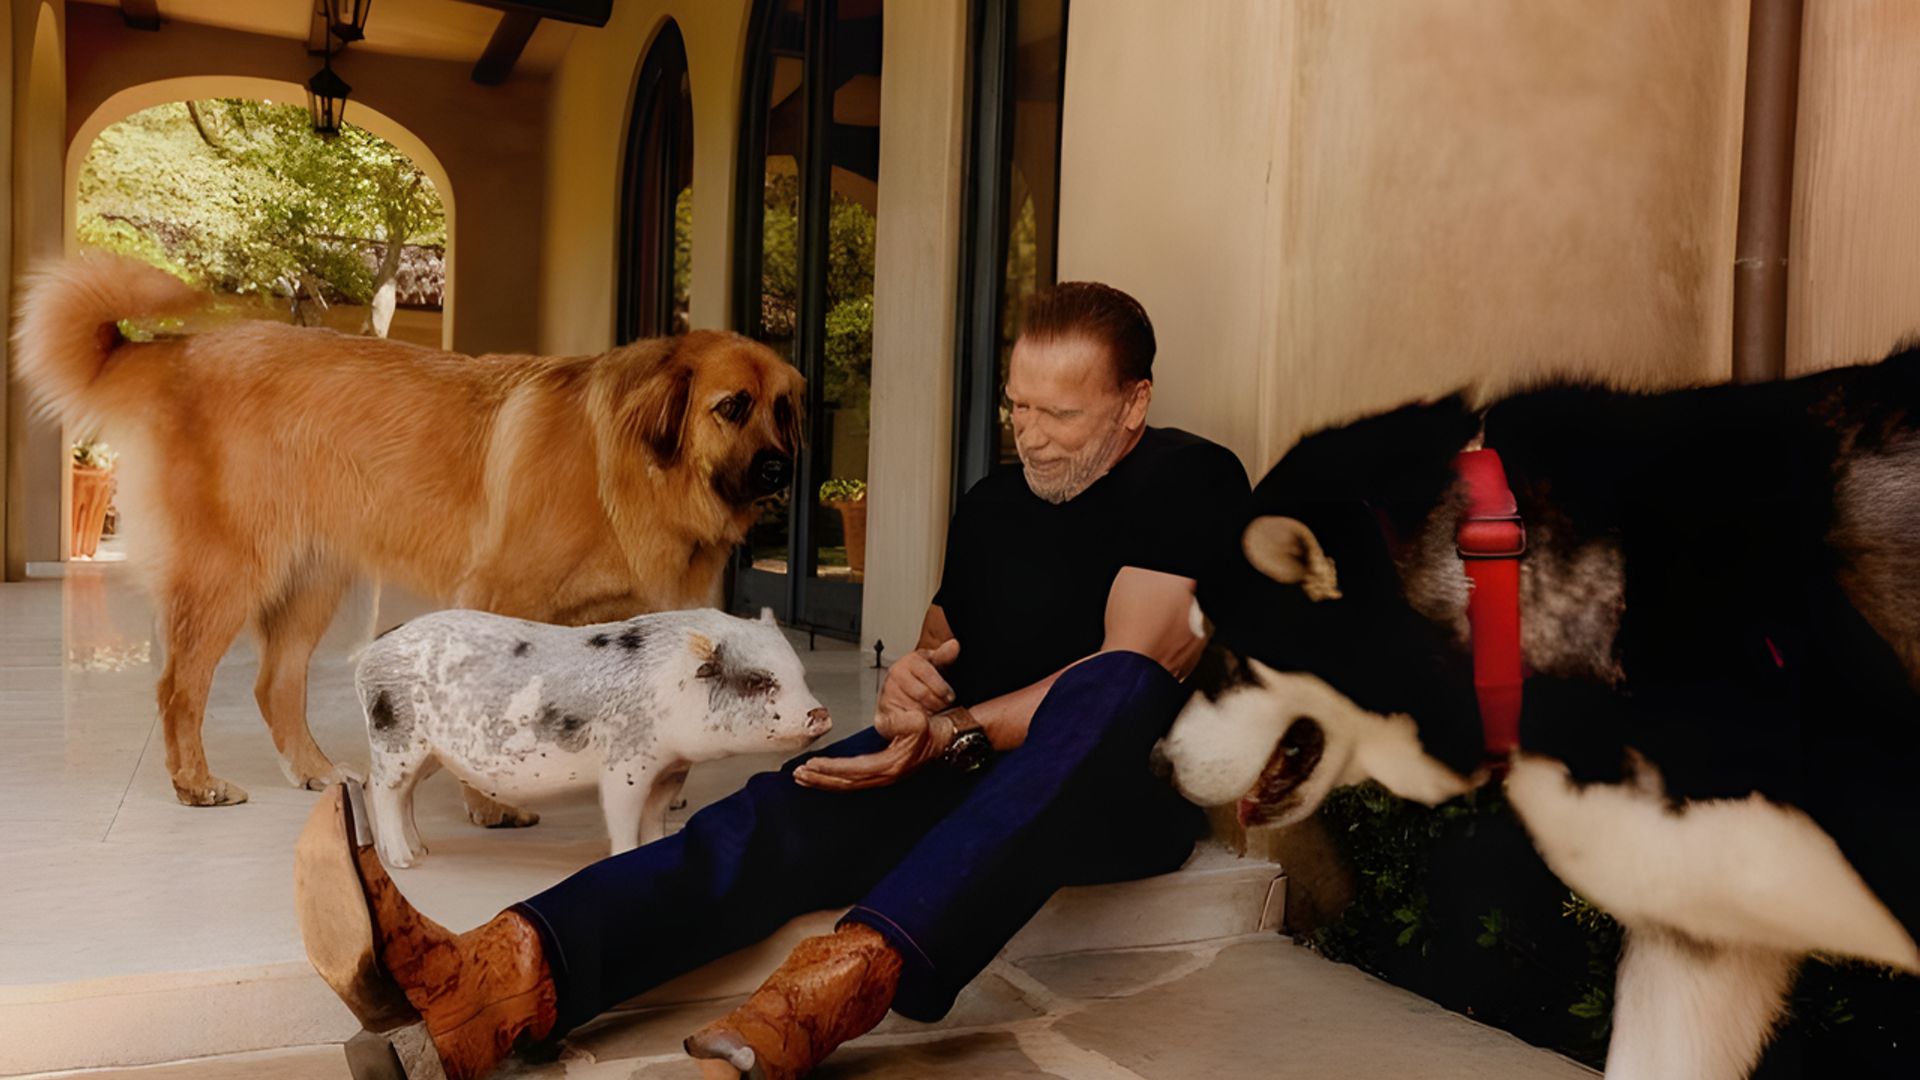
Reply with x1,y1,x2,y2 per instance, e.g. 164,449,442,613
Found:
758,607,777,627
689,632,723,679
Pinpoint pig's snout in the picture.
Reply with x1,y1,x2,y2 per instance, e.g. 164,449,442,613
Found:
804,707,832,737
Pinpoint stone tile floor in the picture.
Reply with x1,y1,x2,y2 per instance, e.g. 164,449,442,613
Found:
1,563,1597,1078
0,562,882,990
18,937,1597,1078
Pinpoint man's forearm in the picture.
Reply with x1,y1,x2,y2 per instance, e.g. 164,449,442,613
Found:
955,671,1064,752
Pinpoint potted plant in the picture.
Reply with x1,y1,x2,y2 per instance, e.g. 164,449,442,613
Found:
819,477,867,580
71,438,120,559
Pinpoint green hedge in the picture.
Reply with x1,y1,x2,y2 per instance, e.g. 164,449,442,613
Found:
1308,782,1919,1074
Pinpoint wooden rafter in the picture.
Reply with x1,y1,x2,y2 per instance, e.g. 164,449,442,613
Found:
456,1,612,27
458,0,612,85
472,11,541,86
121,0,161,32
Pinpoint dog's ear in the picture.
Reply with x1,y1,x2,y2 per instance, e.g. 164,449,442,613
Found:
773,386,805,455
1243,516,1341,601
632,347,694,464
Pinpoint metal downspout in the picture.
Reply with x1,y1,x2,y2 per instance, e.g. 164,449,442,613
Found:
1731,0,1806,384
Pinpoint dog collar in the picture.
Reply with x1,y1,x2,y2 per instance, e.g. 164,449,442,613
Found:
1453,449,1526,767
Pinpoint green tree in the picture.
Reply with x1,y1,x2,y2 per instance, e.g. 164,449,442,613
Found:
77,99,444,327
755,171,875,414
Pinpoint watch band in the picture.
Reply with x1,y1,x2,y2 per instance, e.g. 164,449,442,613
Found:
938,707,993,771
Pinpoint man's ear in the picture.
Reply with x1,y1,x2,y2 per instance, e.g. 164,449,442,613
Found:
630,348,693,464
1124,378,1153,429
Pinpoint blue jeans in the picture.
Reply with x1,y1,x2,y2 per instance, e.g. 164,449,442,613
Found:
513,650,1205,1032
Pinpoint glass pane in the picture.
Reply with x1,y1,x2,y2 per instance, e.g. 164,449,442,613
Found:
743,0,807,580
670,70,693,335
995,0,1066,463
812,0,881,584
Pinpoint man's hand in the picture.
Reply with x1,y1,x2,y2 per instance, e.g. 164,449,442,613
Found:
879,638,961,716
793,710,958,791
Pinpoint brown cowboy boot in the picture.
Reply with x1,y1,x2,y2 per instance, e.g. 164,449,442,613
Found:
295,782,558,1080
683,923,903,1079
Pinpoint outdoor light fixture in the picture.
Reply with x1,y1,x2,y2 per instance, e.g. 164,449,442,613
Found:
307,56,352,138
322,0,374,44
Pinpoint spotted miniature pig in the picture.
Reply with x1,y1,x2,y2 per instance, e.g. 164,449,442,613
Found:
355,606,831,867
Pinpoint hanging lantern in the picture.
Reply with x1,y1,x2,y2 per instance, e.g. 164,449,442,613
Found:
323,0,374,44
307,60,352,138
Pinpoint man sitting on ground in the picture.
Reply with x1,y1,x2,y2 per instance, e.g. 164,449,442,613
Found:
294,281,1252,1080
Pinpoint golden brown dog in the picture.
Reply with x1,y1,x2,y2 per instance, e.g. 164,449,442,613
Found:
15,254,804,808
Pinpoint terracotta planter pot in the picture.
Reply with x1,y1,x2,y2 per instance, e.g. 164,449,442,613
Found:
827,499,867,579
71,466,117,559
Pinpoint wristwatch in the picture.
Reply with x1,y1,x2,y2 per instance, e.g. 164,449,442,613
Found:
938,707,994,773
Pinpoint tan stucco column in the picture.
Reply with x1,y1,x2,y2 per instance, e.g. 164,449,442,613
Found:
859,0,968,658
6,0,66,577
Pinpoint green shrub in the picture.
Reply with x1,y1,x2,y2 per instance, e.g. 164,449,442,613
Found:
1306,781,1920,1072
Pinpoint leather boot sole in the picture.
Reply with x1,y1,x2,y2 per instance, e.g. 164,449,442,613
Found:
294,782,425,1036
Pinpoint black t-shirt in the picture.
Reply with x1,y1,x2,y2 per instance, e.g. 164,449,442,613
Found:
932,426,1252,705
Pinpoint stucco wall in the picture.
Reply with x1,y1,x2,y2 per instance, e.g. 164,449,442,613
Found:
1058,0,1751,474
858,0,967,659
1787,1,1920,374
6,0,65,572
62,3,546,356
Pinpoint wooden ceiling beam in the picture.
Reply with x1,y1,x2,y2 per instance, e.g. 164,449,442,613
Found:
121,0,162,32
472,11,542,86
455,0,612,28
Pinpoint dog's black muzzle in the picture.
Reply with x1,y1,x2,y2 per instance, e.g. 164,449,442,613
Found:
751,450,794,496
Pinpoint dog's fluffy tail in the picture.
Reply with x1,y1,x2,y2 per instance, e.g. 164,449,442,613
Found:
12,254,206,427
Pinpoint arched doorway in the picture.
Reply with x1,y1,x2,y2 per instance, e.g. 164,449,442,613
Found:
617,18,693,343
29,79,456,565
66,76,457,350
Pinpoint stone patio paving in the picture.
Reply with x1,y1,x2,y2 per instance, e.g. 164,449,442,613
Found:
19,936,1596,1079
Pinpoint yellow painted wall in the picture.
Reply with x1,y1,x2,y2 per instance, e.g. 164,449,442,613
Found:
7,0,65,571
0,0,16,577
859,0,968,658
1787,2,1920,374
1058,0,1751,474
538,0,751,354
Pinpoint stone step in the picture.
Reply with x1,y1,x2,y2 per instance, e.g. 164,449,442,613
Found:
0,847,1282,1076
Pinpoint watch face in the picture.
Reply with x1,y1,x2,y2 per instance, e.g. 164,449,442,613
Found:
947,730,992,772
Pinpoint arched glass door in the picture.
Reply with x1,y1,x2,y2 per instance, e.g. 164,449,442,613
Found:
618,18,693,342
731,0,881,638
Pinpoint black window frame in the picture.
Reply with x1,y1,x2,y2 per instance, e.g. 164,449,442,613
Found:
953,0,1070,500
728,0,866,639
616,17,693,343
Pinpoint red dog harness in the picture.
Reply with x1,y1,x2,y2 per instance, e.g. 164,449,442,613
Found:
1453,449,1526,766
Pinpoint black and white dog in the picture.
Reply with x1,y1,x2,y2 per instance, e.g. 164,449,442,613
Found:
1160,348,1920,1079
